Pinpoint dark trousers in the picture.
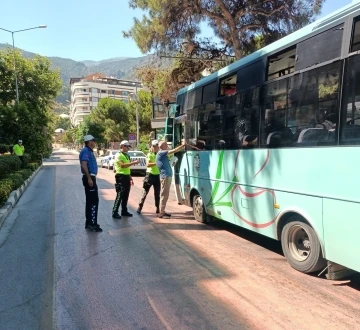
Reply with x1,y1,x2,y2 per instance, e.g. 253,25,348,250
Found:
112,174,131,215
138,173,160,208
18,156,24,167
82,175,99,226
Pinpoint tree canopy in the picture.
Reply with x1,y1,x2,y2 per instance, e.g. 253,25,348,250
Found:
125,0,324,60
125,0,324,92
0,49,62,158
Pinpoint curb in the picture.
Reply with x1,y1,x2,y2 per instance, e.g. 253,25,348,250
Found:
0,164,43,229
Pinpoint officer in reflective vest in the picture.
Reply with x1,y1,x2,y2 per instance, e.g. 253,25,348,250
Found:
13,139,25,164
112,140,140,219
136,140,161,214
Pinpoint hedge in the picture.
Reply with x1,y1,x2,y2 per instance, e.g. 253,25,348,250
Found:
0,179,13,205
0,155,22,176
0,160,40,205
27,162,39,171
22,153,31,167
0,144,12,154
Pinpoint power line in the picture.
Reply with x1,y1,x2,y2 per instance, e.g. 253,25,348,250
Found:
159,55,235,62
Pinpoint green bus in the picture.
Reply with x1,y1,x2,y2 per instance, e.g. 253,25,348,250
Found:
169,1,360,278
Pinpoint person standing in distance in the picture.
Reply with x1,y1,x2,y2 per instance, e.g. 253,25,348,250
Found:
112,140,140,219
136,140,161,214
79,135,102,232
13,139,25,164
156,141,185,219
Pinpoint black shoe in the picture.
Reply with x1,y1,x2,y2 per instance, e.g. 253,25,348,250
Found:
159,214,171,219
156,207,160,214
136,207,142,214
121,211,133,217
85,223,99,229
112,213,122,219
164,212,171,217
88,225,103,232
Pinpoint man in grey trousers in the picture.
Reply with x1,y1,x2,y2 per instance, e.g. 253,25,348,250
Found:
155,141,185,219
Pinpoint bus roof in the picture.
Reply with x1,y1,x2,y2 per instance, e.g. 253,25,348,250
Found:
177,1,360,96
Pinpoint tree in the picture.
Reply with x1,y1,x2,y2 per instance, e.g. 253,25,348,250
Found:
0,102,53,158
75,116,105,145
128,90,153,134
125,0,324,60
0,49,61,107
136,67,176,101
0,49,62,158
61,130,75,144
54,116,71,130
90,98,133,142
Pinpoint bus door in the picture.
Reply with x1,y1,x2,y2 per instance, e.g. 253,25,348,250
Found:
164,117,173,146
173,114,189,205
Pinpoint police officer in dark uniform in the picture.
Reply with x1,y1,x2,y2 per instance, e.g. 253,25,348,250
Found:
136,140,161,214
79,134,102,232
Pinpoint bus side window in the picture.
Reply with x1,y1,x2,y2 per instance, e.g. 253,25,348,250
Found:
340,55,360,145
234,89,259,149
289,62,340,146
260,79,292,148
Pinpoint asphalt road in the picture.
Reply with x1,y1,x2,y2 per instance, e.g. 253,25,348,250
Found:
0,149,360,330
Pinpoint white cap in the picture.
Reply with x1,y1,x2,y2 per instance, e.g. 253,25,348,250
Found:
18,139,22,143
120,140,131,147
151,139,159,146
84,135,96,142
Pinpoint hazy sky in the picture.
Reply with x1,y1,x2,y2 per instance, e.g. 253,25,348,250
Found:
0,0,353,61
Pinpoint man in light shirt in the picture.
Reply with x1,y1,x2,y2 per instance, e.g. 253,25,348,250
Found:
155,140,185,219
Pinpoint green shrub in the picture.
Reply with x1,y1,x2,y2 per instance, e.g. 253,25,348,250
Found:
0,168,34,205
137,142,149,154
22,153,31,167
0,144,12,154
0,179,13,205
18,169,33,180
27,162,39,171
0,154,22,177
7,172,24,190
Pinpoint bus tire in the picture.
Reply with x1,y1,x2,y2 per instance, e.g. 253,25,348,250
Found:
281,217,326,274
193,194,207,223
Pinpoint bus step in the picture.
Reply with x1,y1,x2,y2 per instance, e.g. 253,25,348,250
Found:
325,262,356,280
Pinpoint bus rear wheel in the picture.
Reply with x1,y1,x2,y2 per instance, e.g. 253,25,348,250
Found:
193,194,207,223
281,217,326,274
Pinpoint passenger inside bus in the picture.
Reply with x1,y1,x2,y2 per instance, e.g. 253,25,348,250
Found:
235,108,258,148
263,109,293,147
311,112,336,131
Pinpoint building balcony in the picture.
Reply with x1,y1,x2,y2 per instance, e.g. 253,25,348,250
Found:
72,91,89,97
73,110,90,116
73,94,89,100
73,101,90,107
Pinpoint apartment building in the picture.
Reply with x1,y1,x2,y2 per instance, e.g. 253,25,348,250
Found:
70,73,142,126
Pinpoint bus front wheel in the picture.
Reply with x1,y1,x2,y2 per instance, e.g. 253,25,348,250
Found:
193,194,207,223
281,217,326,274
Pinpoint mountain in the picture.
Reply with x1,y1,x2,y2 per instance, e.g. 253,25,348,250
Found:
81,57,131,67
0,43,169,107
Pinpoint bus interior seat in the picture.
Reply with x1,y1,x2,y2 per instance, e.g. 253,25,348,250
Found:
297,128,329,145
266,131,284,147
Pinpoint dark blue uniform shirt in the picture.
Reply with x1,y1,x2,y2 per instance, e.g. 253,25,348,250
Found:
79,146,98,175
